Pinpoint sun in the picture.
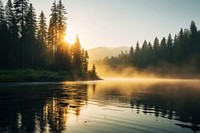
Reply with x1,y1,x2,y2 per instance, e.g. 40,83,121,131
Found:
64,30,77,44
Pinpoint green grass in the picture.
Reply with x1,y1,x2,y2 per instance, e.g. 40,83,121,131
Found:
0,69,100,82
0,69,61,82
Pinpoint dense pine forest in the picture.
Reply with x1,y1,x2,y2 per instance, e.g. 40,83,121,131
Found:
100,21,200,75
0,0,98,81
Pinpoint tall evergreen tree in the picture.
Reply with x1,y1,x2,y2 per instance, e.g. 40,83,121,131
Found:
25,4,36,39
90,64,97,78
141,40,148,67
134,41,140,67
129,46,134,64
189,21,199,54
174,29,184,64
56,0,67,71
24,3,37,68
147,42,153,65
160,37,167,62
135,42,140,53
153,37,160,65
37,11,47,45
13,0,30,69
5,0,18,39
72,34,82,73
57,0,67,43
13,0,29,38
166,34,173,63
81,49,89,74
48,1,58,66
189,21,200,68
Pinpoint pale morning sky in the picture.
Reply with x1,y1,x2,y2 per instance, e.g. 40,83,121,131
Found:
2,0,200,49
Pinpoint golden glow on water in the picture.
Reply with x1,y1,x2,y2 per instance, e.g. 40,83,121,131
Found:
1,79,200,133
103,77,200,83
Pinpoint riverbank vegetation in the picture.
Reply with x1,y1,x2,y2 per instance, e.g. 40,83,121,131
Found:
0,68,100,82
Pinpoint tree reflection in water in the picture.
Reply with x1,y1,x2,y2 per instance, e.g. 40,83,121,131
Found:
0,84,88,133
91,81,200,132
1,80,200,133
44,84,88,132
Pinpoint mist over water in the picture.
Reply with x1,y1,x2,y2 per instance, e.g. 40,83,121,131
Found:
0,78,200,133
94,62,200,79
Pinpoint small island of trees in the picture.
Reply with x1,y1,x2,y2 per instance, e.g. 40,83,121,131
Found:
0,0,99,81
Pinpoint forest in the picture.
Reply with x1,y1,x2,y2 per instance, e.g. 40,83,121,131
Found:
100,21,200,75
0,0,98,81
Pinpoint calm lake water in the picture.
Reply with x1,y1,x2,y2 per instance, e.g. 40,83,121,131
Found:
0,78,200,133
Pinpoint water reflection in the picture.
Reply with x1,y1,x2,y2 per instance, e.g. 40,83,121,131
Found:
0,84,88,133
88,80,200,132
0,79,200,133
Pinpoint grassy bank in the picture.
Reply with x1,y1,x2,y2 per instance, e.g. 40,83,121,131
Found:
0,69,100,82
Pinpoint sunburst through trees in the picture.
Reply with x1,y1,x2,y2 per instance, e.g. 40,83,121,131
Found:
0,0,98,79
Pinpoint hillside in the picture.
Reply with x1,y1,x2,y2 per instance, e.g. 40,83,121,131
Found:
88,46,130,61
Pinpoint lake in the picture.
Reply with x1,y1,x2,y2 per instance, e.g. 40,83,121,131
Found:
0,78,200,133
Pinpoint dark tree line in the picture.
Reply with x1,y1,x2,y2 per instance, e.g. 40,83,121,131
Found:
0,0,97,76
103,21,200,73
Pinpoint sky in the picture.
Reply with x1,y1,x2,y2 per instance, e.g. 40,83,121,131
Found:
2,0,200,49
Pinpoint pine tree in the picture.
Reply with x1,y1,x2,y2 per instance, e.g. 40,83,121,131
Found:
166,34,173,63
81,49,89,74
160,37,167,62
189,21,200,68
174,29,184,64
5,0,18,40
48,1,58,67
153,37,160,65
13,0,29,38
72,34,82,73
135,42,140,53
13,0,29,69
23,3,37,68
24,3,37,41
57,0,67,71
37,11,47,45
134,41,140,67
57,0,67,43
91,64,97,78
129,46,134,64
182,29,190,62
141,40,148,67
147,42,153,66
189,21,199,54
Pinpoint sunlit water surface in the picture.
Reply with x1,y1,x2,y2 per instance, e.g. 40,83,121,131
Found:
0,78,200,133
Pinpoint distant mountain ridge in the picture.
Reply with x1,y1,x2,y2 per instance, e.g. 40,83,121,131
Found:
88,46,130,61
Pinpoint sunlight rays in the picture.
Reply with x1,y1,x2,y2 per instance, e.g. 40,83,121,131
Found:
64,29,77,44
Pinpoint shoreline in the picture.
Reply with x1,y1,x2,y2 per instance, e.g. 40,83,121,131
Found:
0,69,101,82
